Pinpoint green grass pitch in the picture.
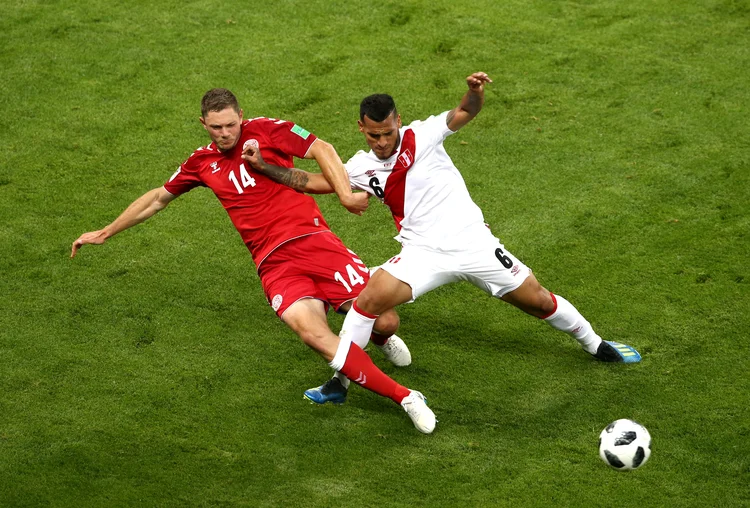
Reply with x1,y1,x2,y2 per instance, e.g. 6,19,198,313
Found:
1,0,748,506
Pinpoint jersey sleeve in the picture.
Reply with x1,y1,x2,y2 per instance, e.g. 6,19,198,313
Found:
163,156,203,196
344,152,373,193
410,111,454,146
263,119,319,159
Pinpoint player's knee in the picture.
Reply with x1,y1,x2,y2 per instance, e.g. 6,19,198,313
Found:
537,289,556,317
373,310,400,337
355,288,384,315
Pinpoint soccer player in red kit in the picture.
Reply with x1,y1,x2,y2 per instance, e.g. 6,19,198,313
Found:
241,73,642,430
71,88,436,434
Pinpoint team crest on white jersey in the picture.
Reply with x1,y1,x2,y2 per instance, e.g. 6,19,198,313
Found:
271,294,283,311
398,149,413,167
365,170,376,177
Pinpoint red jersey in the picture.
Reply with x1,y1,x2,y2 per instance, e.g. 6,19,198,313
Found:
164,117,330,267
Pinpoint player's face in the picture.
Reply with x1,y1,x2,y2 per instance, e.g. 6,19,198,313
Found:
200,107,243,151
358,112,402,160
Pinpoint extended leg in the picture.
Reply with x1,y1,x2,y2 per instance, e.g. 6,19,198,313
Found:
501,273,641,362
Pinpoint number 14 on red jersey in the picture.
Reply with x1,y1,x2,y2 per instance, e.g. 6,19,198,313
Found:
228,163,256,194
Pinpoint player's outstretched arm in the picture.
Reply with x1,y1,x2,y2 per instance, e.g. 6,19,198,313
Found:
241,144,336,195
304,139,368,215
446,72,493,132
71,186,176,258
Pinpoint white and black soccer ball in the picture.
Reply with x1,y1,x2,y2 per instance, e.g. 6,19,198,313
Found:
599,419,652,471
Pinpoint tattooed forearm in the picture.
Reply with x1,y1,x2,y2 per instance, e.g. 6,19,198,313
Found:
457,88,484,118
261,163,310,191
464,90,483,115
286,169,310,191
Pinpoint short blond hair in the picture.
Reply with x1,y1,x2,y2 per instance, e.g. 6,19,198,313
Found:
201,88,240,117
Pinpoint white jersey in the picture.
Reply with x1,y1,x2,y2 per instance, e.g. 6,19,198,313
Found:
345,111,487,250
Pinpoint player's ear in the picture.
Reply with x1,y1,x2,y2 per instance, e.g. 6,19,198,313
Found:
357,120,365,133
397,114,402,128
238,109,244,121
199,116,207,128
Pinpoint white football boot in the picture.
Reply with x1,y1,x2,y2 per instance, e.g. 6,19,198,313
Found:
401,390,436,434
376,334,412,367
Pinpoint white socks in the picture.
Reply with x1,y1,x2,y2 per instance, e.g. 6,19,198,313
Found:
331,303,378,390
340,302,377,349
544,294,602,354
329,338,351,372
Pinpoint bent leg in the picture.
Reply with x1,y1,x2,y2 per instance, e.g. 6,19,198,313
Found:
338,301,401,346
338,269,413,358
357,269,414,315
372,308,400,340
340,303,409,367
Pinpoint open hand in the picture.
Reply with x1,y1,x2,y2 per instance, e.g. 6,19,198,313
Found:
71,230,108,258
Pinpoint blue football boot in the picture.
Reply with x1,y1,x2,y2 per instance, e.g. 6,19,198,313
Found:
303,377,348,405
593,341,642,363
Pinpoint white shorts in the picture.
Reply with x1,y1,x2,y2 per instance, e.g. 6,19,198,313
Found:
379,230,531,302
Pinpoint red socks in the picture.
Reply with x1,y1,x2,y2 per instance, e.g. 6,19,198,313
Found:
370,332,390,346
339,343,410,404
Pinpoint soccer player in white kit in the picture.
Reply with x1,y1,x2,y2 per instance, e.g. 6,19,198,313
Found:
242,72,641,431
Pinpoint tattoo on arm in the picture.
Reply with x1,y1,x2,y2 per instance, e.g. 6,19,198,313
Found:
447,89,484,129
465,90,482,115
262,164,310,191
446,109,456,125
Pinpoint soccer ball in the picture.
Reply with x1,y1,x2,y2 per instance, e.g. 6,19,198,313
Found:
598,419,652,470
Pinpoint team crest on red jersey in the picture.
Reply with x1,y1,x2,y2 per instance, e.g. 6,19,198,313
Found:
243,139,259,151
398,149,413,168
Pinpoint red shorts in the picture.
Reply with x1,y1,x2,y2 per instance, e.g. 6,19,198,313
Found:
258,232,371,318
